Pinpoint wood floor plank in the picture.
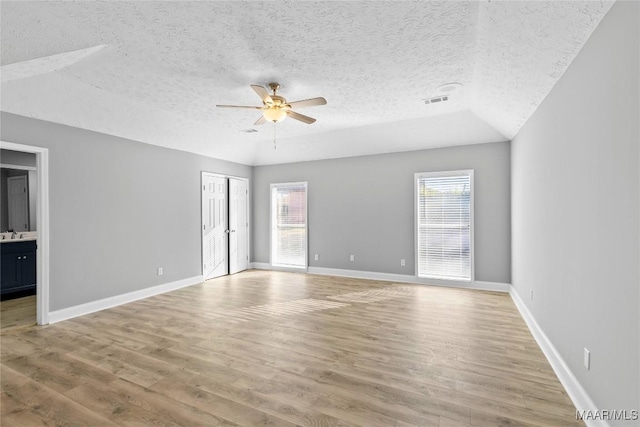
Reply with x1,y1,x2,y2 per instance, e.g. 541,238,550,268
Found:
231,372,417,427
1,295,36,331
1,364,117,426
151,369,355,427
1,390,35,422
0,332,49,361
4,351,111,394
145,374,298,426
66,343,176,388
0,270,583,426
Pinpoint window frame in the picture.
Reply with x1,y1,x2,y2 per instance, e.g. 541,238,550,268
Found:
270,181,308,270
414,170,475,284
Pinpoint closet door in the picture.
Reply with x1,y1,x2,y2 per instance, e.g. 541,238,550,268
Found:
202,173,228,280
229,178,248,274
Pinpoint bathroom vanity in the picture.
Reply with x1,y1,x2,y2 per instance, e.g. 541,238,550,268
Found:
1,239,37,297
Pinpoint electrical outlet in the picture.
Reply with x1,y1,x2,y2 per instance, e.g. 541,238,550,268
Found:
157,267,163,276
401,259,406,267
530,289,534,301
314,254,319,261
584,348,590,370
350,254,355,261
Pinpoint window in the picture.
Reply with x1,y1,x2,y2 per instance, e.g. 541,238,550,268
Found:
416,170,473,281
271,182,308,269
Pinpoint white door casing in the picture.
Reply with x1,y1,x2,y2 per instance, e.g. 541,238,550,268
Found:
229,178,248,274
8,175,29,231
202,173,228,280
0,140,50,326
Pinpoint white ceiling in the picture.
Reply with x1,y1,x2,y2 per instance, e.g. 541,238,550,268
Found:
0,1,613,166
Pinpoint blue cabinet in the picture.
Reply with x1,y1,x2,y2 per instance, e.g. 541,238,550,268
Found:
1,240,36,297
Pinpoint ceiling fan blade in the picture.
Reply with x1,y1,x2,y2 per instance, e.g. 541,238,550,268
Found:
216,104,262,109
287,110,316,124
287,97,327,109
251,85,274,105
254,115,267,125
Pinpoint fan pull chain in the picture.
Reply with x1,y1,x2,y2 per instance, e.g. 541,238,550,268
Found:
273,123,277,150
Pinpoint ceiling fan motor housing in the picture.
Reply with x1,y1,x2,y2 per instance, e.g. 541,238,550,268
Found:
268,95,288,107
268,82,281,94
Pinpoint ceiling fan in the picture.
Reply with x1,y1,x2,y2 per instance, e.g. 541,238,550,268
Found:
217,83,327,125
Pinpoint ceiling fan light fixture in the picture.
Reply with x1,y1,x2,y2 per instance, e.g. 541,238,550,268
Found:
263,107,287,123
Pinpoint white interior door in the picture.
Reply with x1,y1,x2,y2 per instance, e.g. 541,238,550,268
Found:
8,175,29,232
202,173,228,280
229,178,249,274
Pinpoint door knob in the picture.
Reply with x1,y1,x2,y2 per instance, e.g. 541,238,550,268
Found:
225,230,230,233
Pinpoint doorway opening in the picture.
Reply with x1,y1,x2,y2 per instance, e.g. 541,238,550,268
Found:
0,141,50,326
201,172,249,281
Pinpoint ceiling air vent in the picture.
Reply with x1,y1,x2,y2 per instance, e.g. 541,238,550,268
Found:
423,95,449,105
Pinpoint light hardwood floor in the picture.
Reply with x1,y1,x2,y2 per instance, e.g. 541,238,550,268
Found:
1,295,36,331
0,270,582,426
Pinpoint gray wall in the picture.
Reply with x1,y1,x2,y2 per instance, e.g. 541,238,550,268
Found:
1,112,252,311
511,1,639,421
253,141,511,283
1,148,36,167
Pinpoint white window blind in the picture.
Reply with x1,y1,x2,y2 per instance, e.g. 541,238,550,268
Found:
271,182,307,268
416,171,473,281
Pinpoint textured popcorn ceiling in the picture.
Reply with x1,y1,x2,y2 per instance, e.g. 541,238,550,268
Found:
0,1,614,165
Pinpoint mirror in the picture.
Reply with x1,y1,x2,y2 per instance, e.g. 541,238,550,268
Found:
1,149,37,233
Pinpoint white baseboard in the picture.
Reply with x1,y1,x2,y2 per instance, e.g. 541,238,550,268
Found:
308,266,415,284
249,262,309,273
247,265,508,293
472,280,511,292
250,262,271,270
48,275,204,324
509,287,607,427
